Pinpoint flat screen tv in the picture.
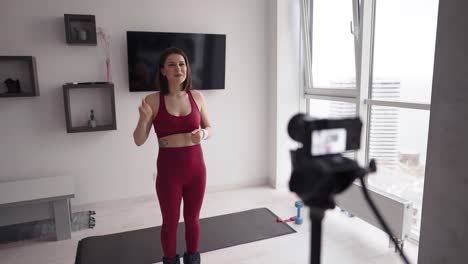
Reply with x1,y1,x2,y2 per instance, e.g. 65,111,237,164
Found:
127,31,226,92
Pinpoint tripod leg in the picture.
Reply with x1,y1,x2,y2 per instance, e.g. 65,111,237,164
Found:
310,209,325,264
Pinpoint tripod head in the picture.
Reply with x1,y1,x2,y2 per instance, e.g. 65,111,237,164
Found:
289,150,374,210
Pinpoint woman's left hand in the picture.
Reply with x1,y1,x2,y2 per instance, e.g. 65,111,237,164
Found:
191,129,203,144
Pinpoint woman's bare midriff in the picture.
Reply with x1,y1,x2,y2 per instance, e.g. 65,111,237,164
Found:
158,133,197,148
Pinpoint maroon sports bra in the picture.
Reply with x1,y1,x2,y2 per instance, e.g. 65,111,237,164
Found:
153,90,201,138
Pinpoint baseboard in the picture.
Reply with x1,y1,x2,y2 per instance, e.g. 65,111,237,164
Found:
72,180,271,211
205,179,269,193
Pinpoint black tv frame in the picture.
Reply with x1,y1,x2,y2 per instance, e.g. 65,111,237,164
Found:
126,31,226,92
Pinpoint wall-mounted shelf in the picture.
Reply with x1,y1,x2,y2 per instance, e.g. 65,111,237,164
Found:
62,83,116,133
64,14,97,45
0,56,39,97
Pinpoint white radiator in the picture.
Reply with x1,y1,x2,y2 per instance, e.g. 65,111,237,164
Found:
335,183,413,242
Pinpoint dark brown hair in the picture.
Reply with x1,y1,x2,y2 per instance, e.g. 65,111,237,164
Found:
156,47,192,95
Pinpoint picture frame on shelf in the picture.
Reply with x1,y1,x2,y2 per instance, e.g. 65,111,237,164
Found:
0,56,39,97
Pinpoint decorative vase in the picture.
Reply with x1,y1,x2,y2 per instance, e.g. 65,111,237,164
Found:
88,120,97,128
74,28,88,41
106,58,111,83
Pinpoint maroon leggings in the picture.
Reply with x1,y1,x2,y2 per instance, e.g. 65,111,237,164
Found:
156,144,206,259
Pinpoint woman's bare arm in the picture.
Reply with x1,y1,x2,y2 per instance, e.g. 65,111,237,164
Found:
133,94,158,146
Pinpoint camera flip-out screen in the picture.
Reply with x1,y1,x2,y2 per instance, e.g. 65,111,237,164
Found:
311,128,347,156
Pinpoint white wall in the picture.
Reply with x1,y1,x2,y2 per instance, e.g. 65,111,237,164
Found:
0,0,271,205
268,0,303,190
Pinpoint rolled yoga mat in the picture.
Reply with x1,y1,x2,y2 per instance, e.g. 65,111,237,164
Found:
75,207,296,264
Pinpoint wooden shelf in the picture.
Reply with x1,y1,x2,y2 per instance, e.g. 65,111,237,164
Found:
0,56,39,97
62,83,116,133
66,125,116,133
64,14,97,45
0,92,37,97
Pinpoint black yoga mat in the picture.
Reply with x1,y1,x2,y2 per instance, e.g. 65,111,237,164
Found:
75,208,296,264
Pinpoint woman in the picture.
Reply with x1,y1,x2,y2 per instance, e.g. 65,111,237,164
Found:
133,47,212,264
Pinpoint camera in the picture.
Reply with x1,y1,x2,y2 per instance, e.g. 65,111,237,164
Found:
287,113,368,210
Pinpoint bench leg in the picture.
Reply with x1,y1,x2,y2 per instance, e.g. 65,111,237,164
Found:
53,199,72,240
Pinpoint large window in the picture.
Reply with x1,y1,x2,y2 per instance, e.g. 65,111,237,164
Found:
368,106,430,236
372,0,438,103
311,1,356,89
303,0,439,241
368,0,438,239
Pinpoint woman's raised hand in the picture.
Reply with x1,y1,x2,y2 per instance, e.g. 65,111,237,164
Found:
138,98,153,123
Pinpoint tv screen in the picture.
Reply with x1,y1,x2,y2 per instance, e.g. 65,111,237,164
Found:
127,31,226,92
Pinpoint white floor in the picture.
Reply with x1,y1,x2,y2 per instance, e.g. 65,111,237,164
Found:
0,186,419,264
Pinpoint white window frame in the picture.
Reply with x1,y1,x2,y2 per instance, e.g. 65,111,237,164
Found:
303,0,433,243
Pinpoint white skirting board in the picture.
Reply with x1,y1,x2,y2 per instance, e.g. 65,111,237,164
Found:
335,183,413,242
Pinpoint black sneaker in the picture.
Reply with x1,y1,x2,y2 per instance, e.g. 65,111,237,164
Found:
183,252,200,264
162,254,180,264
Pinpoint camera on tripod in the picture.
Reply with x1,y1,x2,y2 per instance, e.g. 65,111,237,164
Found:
287,113,411,264
287,113,372,210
